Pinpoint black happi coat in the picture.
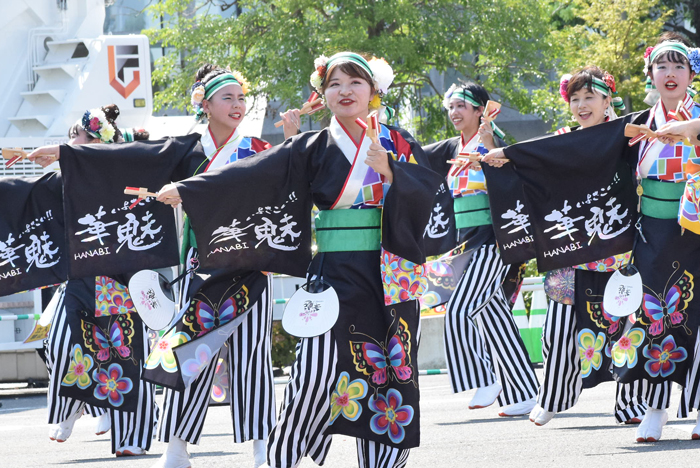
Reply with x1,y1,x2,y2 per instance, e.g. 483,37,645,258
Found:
55,134,207,409
176,126,442,449
423,135,524,302
0,173,66,296
489,112,700,385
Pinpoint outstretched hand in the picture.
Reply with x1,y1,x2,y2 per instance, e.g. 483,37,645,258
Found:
656,119,700,146
481,148,507,168
156,184,182,207
27,145,60,168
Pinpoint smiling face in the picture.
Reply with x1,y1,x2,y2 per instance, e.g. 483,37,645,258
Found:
568,88,610,129
448,99,483,135
323,67,374,122
202,83,246,132
650,55,695,108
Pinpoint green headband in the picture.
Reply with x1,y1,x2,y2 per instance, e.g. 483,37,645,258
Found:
590,76,626,111
649,41,689,64
447,88,482,108
204,73,241,100
325,52,373,78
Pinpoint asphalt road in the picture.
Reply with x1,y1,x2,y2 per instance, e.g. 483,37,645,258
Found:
2,369,700,467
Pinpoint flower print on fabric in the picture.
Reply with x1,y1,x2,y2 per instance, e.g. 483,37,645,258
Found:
210,357,229,403
578,329,605,378
330,371,368,424
144,329,191,373
381,249,427,306
180,343,214,380
574,251,631,272
94,276,136,317
61,344,94,389
368,388,414,444
643,335,688,378
92,363,133,407
608,328,645,368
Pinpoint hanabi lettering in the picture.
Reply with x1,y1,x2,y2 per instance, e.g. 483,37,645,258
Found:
75,206,118,245
500,200,531,235
543,201,585,241
424,203,449,239
0,233,25,268
115,211,163,253
24,231,60,271
584,197,631,244
543,242,583,258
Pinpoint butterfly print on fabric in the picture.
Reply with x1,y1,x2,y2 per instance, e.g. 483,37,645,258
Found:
349,312,415,392
82,313,135,362
639,266,694,337
183,284,251,337
586,299,623,336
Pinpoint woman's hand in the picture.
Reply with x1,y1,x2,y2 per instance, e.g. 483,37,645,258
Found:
366,142,393,183
280,109,302,140
27,145,60,168
478,121,496,150
657,119,700,146
481,148,507,168
156,184,182,207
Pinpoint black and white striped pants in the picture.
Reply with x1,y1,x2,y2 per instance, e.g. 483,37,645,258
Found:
158,275,276,445
45,286,158,453
539,301,649,422
267,331,410,468
444,243,539,406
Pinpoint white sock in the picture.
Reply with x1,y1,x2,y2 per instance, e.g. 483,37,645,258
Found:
253,439,266,467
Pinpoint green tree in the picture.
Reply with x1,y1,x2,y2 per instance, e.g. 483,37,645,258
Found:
530,0,672,129
144,0,557,143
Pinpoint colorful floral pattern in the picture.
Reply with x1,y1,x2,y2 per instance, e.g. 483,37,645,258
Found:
643,335,688,378
578,330,605,378
61,344,93,389
330,371,368,424
574,252,632,272
92,363,133,407
609,328,645,368
381,249,427,306
210,357,229,403
145,329,191,373
95,276,136,317
181,343,214,380
368,388,414,444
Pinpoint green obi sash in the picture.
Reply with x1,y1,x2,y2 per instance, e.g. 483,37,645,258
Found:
454,194,492,229
180,215,198,263
640,179,684,219
315,209,381,252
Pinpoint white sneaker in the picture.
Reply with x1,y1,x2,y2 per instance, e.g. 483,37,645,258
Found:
116,445,146,457
151,437,192,468
468,382,502,409
253,439,267,468
499,397,536,417
636,408,668,442
95,412,110,436
691,412,700,440
528,404,556,426
49,409,82,442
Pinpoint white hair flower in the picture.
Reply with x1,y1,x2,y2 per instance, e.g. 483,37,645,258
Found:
368,57,394,96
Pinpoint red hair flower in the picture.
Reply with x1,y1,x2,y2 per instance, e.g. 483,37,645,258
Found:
603,73,616,93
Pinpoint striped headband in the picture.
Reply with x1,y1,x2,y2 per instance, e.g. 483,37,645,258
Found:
590,76,625,111
649,41,690,64
443,87,482,109
204,73,242,100
325,53,373,78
